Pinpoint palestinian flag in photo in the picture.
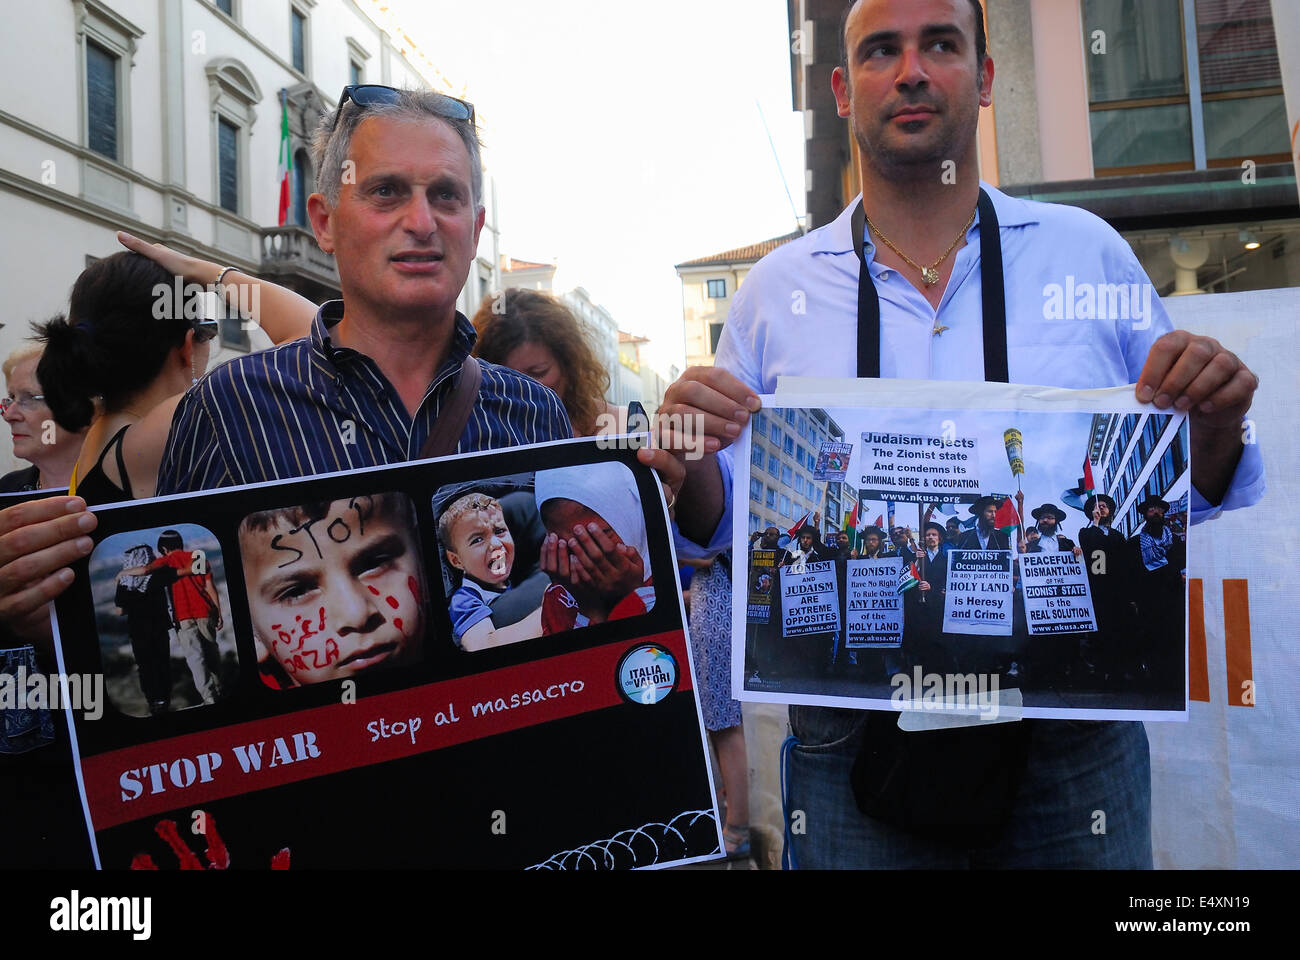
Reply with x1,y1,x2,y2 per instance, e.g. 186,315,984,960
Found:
276,94,292,226
787,509,813,538
842,500,859,548
994,496,1021,534
897,560,920,593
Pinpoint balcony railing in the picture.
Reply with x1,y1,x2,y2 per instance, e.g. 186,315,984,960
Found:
260,224,339,292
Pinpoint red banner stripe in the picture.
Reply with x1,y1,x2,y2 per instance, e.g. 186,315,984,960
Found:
80,631,690,831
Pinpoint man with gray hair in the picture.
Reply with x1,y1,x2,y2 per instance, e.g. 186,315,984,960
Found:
152,84,567,494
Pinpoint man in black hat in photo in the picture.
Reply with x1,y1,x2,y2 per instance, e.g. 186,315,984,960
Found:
780,524,834,574
956,496,1012,551
1078,493,1139,684
1023,503,1080,556
858,525,889,559
1129,495,1186,693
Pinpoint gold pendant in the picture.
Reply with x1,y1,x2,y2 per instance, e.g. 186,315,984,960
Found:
922,266,940,286
932,325,949,337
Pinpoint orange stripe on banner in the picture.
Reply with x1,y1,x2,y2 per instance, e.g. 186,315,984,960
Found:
1187,578,1209,702
1223,579,1254,708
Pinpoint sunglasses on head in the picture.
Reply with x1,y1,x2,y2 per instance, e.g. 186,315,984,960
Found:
191,319,219,344
328,84,475,134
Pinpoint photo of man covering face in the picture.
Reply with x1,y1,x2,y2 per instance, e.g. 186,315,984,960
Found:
238,493,428,688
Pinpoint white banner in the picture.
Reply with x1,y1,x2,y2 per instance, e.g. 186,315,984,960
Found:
844,558,903,648
942,549,1014,636
1020,551,1098,635
779,561,840,638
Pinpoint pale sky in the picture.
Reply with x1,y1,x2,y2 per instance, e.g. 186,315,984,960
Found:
379,0,807,376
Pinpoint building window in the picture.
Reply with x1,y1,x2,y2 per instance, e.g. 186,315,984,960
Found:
754,412,766,434
213,0,234,16
784,408,796,425
350,59,363,86
86,41,119,161
1084,0,1287,174
709,322,725,354
765,487,776,510
783,435,795,456
205,58,262,223
794,475,805,497
217,118,239,213
779,495,791,519
707,279,727,298
751,444,765,467
291,148,311,226
749,512,763,534
781,465,793,488
750,477,763,502
291,6,308,74
769,424,781,446
767,452,779,477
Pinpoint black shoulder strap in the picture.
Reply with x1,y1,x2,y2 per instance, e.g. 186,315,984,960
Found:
852,188,1007,382
419,355,482,460
977,188,1008,383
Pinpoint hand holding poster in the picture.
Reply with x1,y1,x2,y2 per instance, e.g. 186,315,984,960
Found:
52,438,722,869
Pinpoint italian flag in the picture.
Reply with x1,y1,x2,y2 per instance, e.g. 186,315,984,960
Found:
276,94,292,225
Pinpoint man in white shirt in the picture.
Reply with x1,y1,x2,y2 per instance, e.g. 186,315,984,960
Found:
661,0,1262,868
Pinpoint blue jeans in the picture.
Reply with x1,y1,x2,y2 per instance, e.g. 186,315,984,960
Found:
784,706,1152,868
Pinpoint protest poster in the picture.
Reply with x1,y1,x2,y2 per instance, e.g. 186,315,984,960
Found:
747,549,778,623
732,379,1190,721
844,559,903,648
1019,551,1098,634
942,549,1014,636
51,438,722,869
779,561,840,638
813,441,853,482
858,431,981,505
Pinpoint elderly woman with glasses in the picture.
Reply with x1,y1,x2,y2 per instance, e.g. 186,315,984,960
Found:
0,345,87,492
31,240,317,504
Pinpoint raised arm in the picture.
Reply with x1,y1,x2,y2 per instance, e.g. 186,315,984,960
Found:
118,231,317,345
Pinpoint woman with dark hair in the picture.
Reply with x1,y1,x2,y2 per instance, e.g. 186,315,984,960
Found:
471,289,620,437
34,234,316,503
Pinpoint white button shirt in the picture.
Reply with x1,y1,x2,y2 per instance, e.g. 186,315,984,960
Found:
680,183,1265,557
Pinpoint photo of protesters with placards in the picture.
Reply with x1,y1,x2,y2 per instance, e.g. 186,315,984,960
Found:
237,493,428,689
88,526,237,716
735,397,1192,720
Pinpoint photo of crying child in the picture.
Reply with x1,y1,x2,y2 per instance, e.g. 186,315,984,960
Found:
435,461,657,652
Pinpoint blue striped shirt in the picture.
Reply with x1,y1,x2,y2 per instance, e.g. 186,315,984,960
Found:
156,301,572,495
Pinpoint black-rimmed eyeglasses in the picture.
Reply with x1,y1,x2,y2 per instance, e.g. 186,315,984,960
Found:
328,84,475,134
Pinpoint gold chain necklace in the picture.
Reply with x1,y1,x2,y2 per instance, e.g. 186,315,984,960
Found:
866,207,977,287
